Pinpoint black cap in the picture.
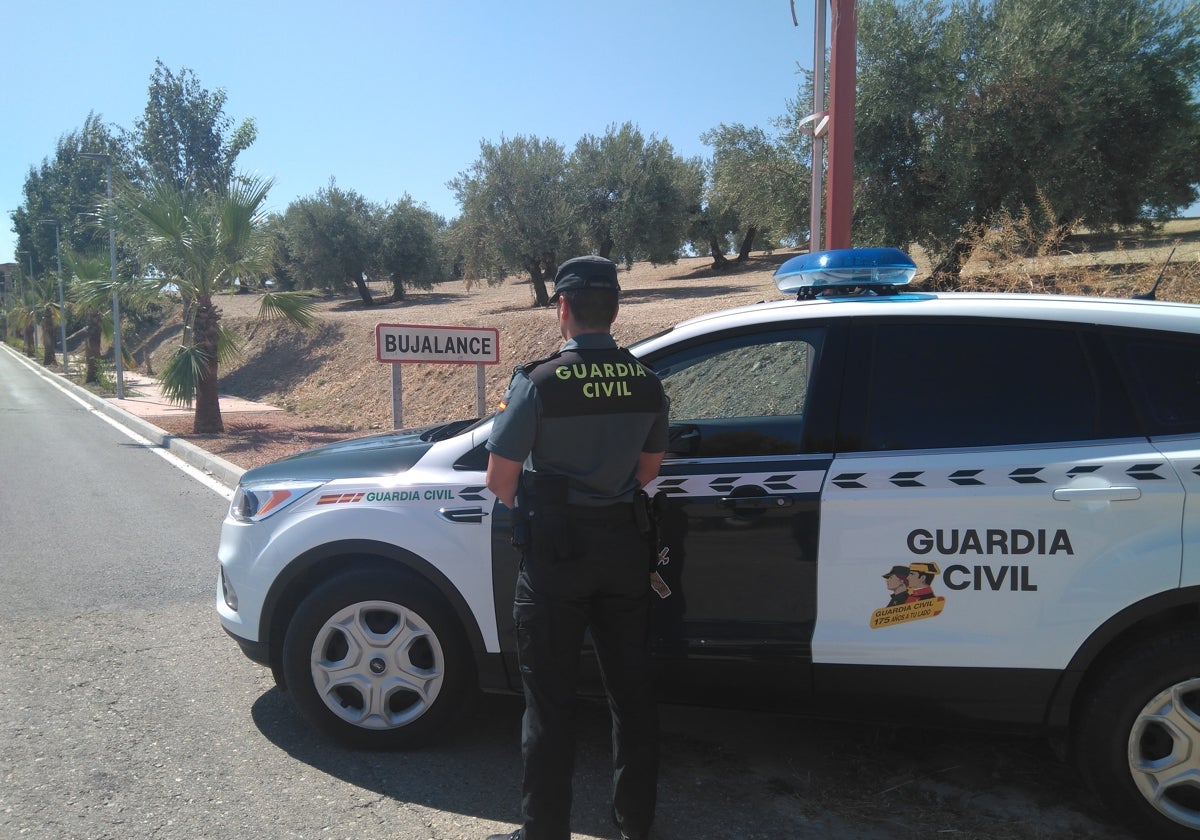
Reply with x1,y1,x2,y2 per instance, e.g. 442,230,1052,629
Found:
549,255,620,303
882,565,909,578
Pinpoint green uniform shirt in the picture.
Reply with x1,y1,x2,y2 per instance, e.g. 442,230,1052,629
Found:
487,333,669,505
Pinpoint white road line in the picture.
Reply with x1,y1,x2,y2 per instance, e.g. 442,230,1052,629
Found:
8,348,235,501
89,404,236,500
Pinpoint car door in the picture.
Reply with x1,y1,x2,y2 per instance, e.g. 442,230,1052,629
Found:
811,318,1186,723
1106,327,1200,588
642,323,842,707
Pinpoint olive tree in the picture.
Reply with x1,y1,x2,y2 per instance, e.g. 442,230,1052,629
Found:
854,0,1200,283
281,180,381,305
568,122,700,266
450,135,578,306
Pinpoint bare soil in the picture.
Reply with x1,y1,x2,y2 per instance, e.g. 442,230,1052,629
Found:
144,253,783,468
137,219,1200,471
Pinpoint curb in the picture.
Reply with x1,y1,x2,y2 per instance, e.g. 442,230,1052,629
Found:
2,343,245,489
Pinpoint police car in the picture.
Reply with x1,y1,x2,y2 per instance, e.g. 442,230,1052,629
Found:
217,248,1200,840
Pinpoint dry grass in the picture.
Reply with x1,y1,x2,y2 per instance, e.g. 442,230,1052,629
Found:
107,216,1200,471
945,216,1200,299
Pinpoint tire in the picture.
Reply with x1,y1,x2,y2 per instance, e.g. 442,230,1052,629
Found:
1074,625,1200,840
281,566,475,749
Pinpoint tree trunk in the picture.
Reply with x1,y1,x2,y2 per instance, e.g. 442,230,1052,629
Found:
736,226,758,262
526,259,551,307
352,273,375,305
192,296,224,434
930,238,975,290
85,313,102,384
41,312,56,367
389,276,407,302
708,236,730,270
598,236,614,261
24,325,36,357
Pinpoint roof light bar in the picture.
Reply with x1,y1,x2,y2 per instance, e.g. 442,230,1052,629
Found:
774,248,918,297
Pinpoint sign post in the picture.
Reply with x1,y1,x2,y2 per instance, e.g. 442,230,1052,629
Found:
376,323,501,429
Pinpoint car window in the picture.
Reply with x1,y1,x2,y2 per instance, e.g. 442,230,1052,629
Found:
863,322,1100,450
1108,329,1200,436
652,328,824,457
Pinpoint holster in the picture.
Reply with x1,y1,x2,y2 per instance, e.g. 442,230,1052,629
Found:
637,489,661,572
518,472,571,561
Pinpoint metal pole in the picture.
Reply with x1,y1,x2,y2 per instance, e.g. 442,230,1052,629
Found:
826,0,857,249
20,251,31,300
48,222,68,374
476,364,486,417
391,364,403,430
83,152,123,397
42,219,68,374
811,0,827,252
104,159,123,397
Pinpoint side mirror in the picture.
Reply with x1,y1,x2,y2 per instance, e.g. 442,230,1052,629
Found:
667,423,700,457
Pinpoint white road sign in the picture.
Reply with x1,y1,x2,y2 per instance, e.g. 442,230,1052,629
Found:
376,323,500,365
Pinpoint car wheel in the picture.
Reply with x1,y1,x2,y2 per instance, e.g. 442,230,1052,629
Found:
1074,626,1200,840
281,567,474,748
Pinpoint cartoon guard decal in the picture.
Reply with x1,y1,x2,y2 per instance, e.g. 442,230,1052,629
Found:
870,562,946,628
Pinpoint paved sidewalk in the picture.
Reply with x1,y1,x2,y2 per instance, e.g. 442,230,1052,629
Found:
111,370,282,418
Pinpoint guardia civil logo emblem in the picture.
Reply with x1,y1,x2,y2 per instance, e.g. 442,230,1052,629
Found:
870,562,946,628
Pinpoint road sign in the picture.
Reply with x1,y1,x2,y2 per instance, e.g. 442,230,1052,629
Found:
376,323,500,365
375,324,501,429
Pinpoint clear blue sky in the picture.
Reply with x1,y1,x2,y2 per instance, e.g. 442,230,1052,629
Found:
2,0,819,261
4,0,1196,264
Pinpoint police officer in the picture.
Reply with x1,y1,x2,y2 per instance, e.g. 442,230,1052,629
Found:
485,255,669,840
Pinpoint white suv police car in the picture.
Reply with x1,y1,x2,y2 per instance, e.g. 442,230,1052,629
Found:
217,248,1200,839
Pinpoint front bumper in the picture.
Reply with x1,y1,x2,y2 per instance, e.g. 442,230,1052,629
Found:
222,625,271,666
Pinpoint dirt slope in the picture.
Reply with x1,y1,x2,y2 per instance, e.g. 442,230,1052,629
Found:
142,221,1200,470
147,253,789,467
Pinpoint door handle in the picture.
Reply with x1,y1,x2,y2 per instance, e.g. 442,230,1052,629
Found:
1052,486,1142,502
718,495,795,510
437,506,489,523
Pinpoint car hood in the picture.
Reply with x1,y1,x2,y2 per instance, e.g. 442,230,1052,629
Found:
238,421,468,484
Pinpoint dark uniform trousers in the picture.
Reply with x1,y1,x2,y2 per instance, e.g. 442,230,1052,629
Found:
513,502,658,840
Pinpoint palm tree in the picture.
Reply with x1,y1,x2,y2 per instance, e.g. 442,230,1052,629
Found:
10,284,39,358
116,175,316,433
67,252,149,385
20,273,64,368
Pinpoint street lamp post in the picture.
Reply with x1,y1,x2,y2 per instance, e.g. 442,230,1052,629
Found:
38,219,68,375
17,250,30,301
15,250,31,351
80,152,123,398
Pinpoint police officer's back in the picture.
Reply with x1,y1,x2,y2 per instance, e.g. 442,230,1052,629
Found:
485,255,669,840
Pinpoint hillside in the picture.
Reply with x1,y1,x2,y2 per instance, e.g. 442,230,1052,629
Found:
138,221,1200,469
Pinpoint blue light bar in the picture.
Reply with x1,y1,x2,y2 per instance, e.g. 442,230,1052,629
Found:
774,248,917,295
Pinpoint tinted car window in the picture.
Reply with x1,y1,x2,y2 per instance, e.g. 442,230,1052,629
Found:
863,322,1100,450
653,329,824,457
1109,329,1200,436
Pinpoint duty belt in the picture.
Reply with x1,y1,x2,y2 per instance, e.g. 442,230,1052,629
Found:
567,502,635,521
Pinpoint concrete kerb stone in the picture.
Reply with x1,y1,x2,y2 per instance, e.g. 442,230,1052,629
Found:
2,343,245,490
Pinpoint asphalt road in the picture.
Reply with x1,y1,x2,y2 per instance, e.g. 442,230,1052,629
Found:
0,346,1136,840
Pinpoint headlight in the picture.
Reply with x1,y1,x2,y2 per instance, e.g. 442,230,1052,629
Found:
230,480,325,522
